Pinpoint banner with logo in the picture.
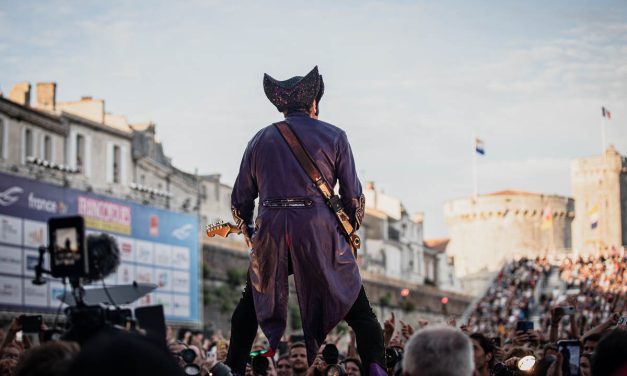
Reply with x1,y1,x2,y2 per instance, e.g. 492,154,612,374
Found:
0,172,199,323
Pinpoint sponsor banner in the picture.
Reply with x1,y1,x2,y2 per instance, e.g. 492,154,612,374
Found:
0,276,22,305
78,196,131,235
23,220,47,248
0,246,22,275
0,172,199,323
0,214,22,246
24,283,48,307
117,263,135,285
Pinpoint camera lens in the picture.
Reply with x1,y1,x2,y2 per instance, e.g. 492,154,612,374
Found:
184,364,201,375
181,348,197,363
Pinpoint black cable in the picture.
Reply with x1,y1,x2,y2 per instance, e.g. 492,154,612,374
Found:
101,277,119,308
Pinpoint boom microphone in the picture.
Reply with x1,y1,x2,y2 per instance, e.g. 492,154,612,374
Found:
86,233,120,282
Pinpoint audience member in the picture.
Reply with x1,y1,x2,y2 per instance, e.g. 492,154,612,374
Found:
401,327,474,376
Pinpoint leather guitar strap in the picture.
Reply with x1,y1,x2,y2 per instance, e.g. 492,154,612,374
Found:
274,121,360,255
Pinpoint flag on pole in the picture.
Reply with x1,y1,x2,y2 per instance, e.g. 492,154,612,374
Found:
602,106,612,119
541,206,553,230
588,204,599,229
475,138,485,155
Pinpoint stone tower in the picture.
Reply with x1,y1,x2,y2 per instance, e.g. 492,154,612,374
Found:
571,146,627,254
444,191,574,279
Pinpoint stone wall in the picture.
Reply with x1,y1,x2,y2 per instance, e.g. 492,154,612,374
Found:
444,191,574,278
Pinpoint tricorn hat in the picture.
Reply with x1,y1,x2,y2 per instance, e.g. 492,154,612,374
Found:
263,66,325,113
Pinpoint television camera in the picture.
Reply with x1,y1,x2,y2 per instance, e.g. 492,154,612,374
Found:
32,215,158,344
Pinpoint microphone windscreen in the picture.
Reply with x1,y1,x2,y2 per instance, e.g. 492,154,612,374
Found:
86,233,120,282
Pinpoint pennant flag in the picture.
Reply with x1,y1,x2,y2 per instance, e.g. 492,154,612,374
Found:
602,106,612,119
588,204,599,230
541,206,553,230
475,138,485,155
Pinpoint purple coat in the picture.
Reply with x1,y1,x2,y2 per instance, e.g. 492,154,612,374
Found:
231,112,365,362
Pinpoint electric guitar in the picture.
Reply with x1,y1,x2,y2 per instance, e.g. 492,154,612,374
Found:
205,220,242,239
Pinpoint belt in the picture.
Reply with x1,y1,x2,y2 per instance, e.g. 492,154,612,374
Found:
261,198,313,208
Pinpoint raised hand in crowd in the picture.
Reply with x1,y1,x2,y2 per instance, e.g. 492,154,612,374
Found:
383,311,395,347
399,320,414,341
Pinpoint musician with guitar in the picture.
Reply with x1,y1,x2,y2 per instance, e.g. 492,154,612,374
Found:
212,66,385,376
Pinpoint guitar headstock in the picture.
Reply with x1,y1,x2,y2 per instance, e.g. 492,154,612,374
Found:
205,220,241,238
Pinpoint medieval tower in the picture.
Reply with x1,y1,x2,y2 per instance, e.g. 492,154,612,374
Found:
444,191,574,280
571,146,627,254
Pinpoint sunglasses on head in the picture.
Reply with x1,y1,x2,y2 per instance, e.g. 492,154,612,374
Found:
250,349,270,357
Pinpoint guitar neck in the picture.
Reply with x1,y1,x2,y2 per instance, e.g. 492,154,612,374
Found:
205,221,242,238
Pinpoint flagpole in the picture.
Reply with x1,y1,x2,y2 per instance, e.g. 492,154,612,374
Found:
601,114,607,156
472,134,478,200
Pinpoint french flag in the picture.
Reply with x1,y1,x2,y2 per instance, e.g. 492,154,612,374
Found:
475,138,485,155
602,106,612,119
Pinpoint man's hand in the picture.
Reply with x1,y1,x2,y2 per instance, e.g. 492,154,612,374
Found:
513,331,528,346
503,357,520,369
551,307,565,325
383,312,395,346
9,317,22,335
546,353,564,376
606,312,620,326
399,320,414,340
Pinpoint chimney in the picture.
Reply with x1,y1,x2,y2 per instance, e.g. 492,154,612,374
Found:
36,82,57,111
8,82,31,106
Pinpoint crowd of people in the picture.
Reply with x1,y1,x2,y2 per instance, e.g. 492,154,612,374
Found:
0,251,625,376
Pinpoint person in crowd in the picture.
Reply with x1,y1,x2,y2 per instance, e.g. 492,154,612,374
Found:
580,352,592,376
341,358,363,376
582,333,602,354
276,355,292,376
69,331,185,376
591,329,627,376
0,359,17,376
401,327,474,376
14,341,79,376
289,342,309,376
469,333,494,376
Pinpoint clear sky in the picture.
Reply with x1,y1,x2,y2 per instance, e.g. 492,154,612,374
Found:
1,0,626,238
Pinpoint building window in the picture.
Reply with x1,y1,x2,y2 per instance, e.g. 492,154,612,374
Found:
113,145,121,183
388,227,400,241
76,134,85,169
43,135,52,161
24,128,34,158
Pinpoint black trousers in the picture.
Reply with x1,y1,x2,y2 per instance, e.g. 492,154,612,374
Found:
225,276,385,375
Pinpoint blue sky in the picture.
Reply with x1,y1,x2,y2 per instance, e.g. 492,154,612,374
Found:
1,0,626,238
